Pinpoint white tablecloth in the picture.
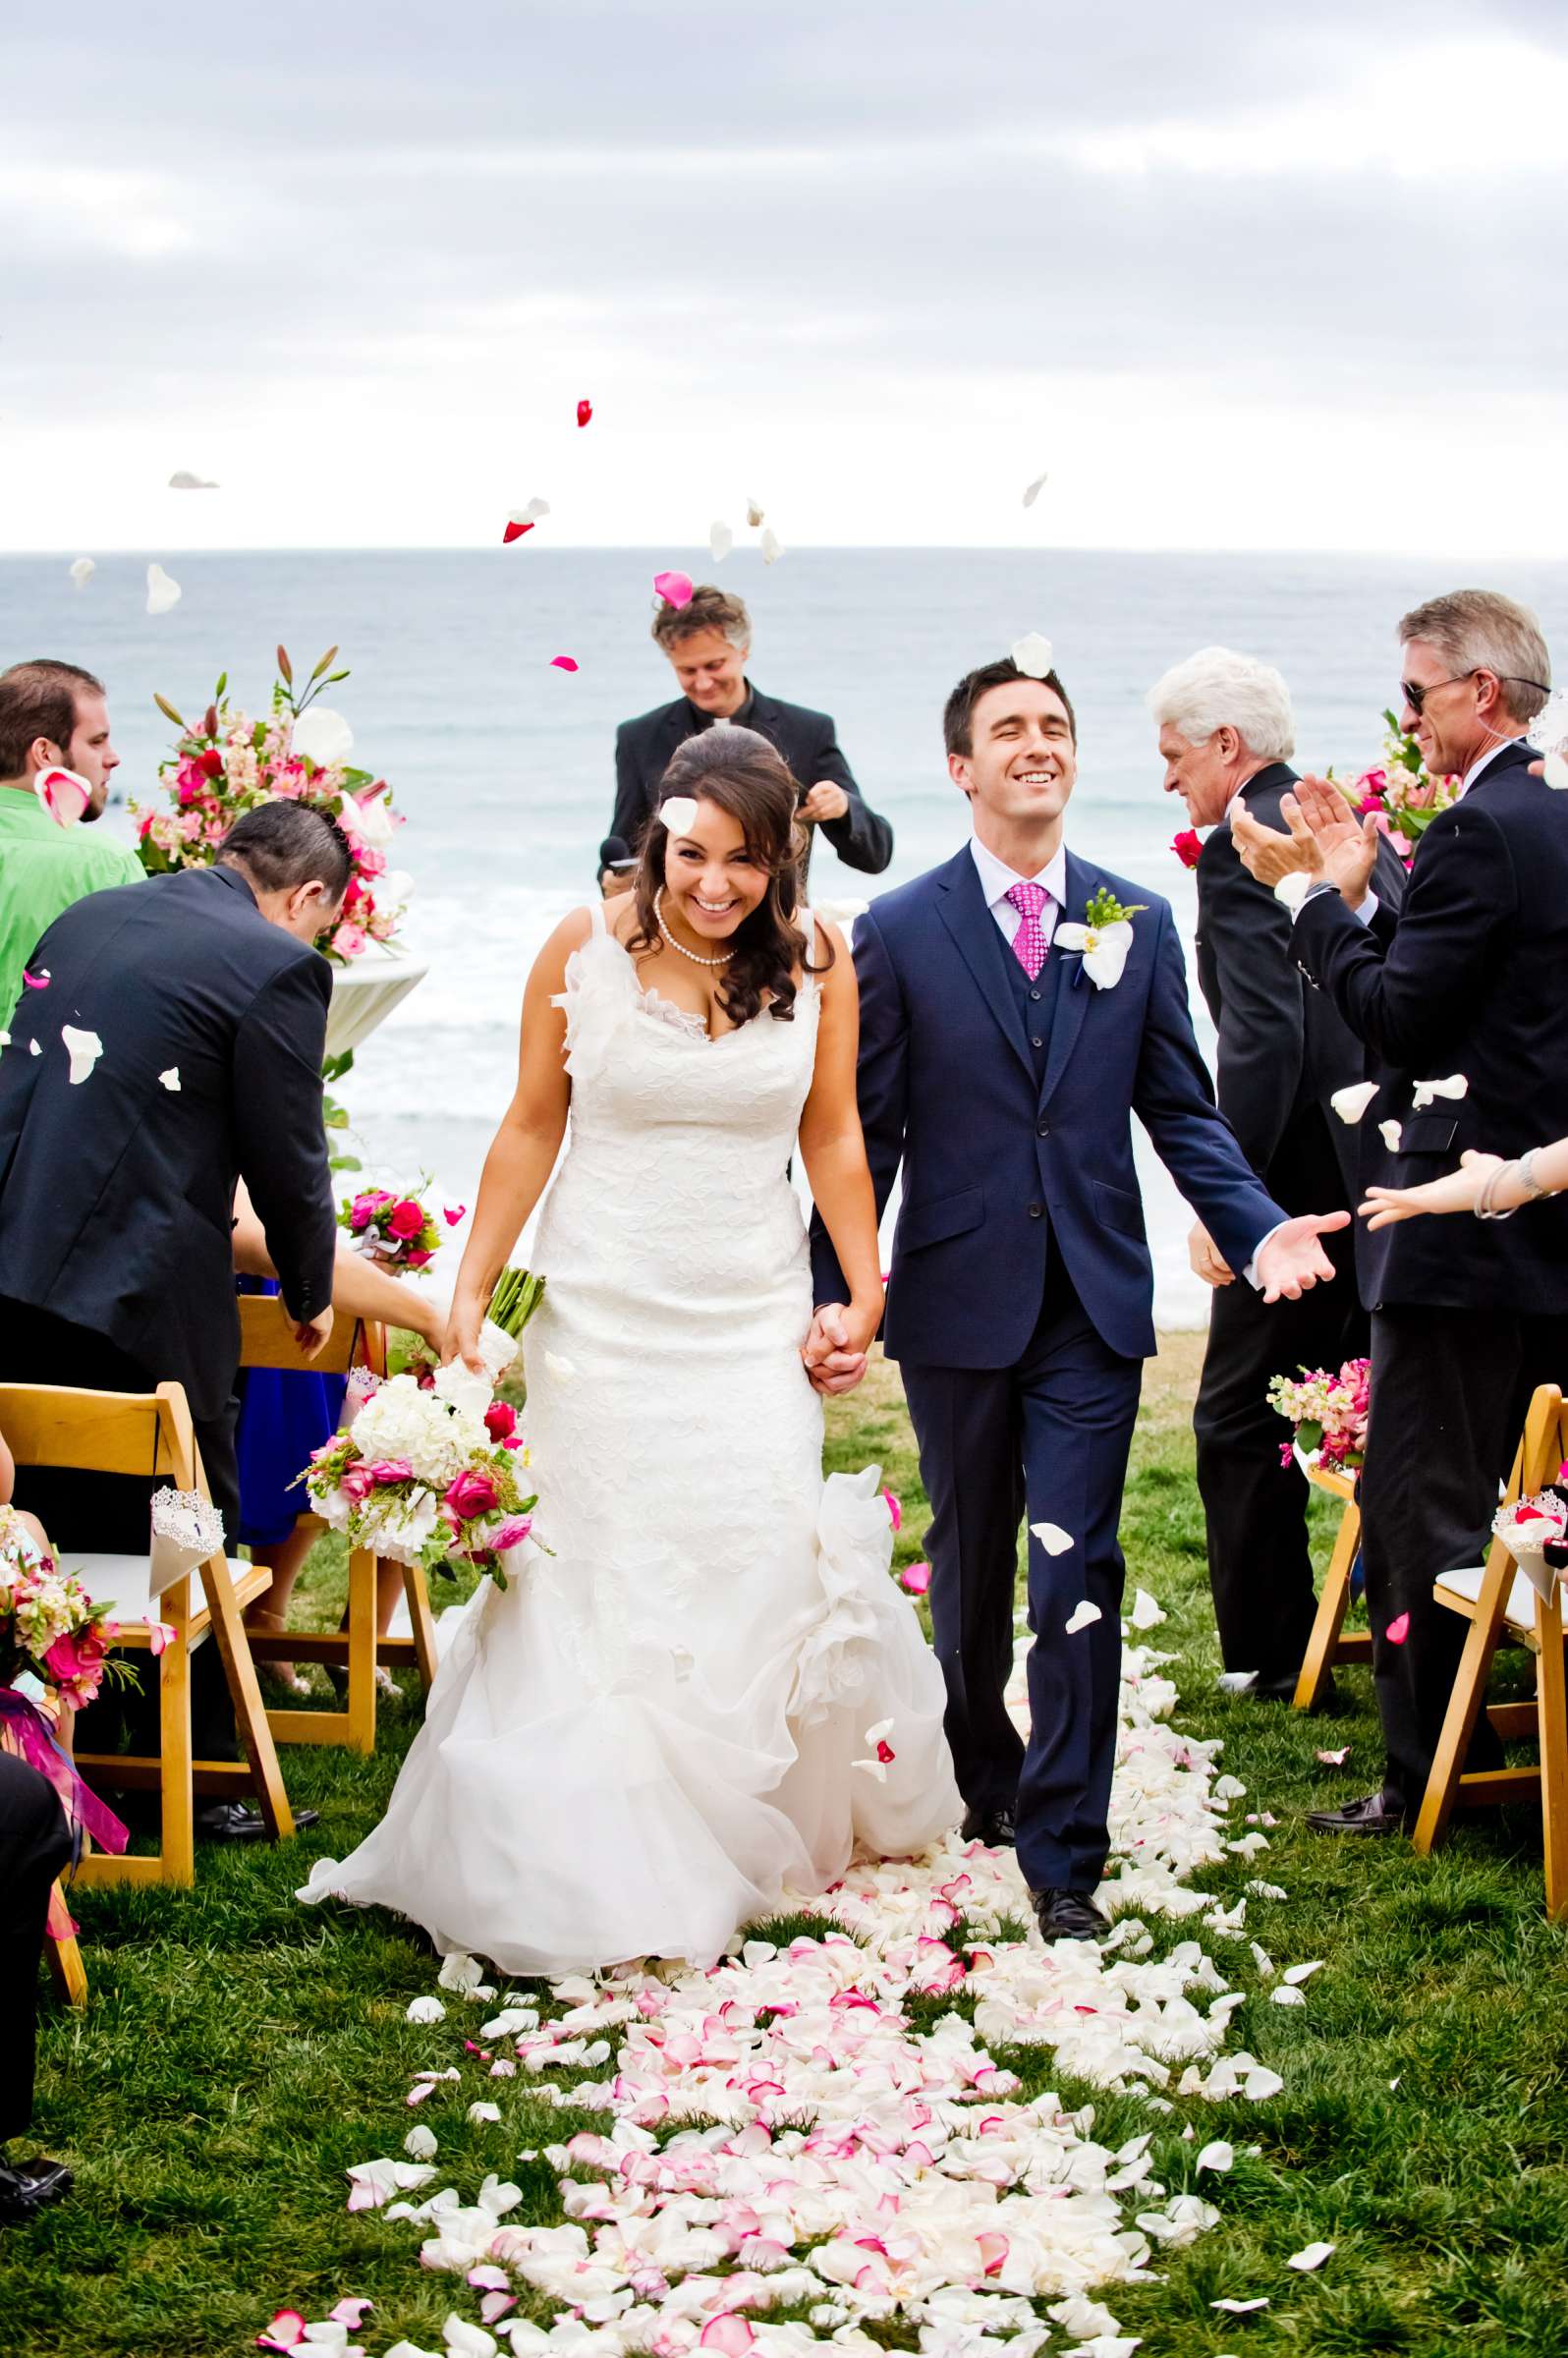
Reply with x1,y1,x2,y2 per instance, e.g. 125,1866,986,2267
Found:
325,955,429,1059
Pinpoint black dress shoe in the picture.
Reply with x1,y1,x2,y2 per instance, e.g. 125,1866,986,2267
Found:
960,1803,1017,1847
1305,1786,1407,1836
1032,1886,1108,1942
194,1802,321,1840
0,2158,73,2222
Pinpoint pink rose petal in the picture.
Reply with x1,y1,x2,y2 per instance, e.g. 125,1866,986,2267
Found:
550,656,580,672
577,398,593,426
256,2315,307,2353
328,2299,373,2328
443,1206,467,1225
700,2321,755,2356
1316,1746,1350,1766
1385,1612,1411,1645
901,1560,931,1595
653,571,695,609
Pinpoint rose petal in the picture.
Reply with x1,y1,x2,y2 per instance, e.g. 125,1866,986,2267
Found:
653,570,695,609
69,556,95,589
404,2125,438,2160
1022,472,1048,508
709,521,733,562
442,1206,467,1225
257,2313,308,2351
328,2301,373,2329
1274,868,1313,912
746,498,764,527
576,399,592,427
1010,631,1054,678
759,527,783,564
168,469,218,488
1316,1746,1350,1766
549,656,580,672
1378,1120,1403,1152
405,1994,446,2024
1129,1588,1165,1629
699,2320,755,2356
1197,2139,1234,2172
1330,1082,1378,1125
1283,1959,1324,1985
502,519,536,543
1411,1074,1468,1109
1064,1600,1101,1635
1385,1612,1411,1645
659,795,700,838
34,766,91,827
901,1559,931,1594
61,1024,103,1084
1286,2241,1335,2272
159,1067,181,1092
146,561,182,615
1211,2296,1270,2312
1031,1521,1074,1555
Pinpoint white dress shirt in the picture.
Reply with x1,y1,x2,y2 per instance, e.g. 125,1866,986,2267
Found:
970,834,1068,946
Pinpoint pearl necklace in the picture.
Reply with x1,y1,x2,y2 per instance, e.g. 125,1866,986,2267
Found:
653,886,734,968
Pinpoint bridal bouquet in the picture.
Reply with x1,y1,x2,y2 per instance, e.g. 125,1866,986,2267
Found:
1267,1355,1370,1475
303,1350,537,1588
338,1182,441,1270
128,644,412,965
0,1504,134,1710
1339,712,1459,864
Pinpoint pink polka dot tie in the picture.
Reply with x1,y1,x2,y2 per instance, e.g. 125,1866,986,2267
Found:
1005,879,1050,981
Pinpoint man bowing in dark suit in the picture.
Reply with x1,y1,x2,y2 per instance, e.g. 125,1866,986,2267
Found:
1235,588,1568,1838
809,652,1348,1942
0,800,348,1834
1149,646,1407,1699
611,585,893,880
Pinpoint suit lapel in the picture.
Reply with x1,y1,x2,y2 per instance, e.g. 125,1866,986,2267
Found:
1037,849,1095,1111
935,849,1036,1086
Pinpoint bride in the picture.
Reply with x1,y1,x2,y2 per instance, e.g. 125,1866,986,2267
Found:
303,727,960,1974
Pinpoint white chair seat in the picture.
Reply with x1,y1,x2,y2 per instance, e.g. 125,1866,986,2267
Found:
73,1552,251,1622
1435,1563,1540,1635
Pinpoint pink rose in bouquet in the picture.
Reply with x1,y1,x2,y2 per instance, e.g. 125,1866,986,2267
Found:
388,1199,425,1240
364,1458,418,1486
43,1619,116,1706
445,1467,501,1521
337,1179,441,1268
483,1401,518,1442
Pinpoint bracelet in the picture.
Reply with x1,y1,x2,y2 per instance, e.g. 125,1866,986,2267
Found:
1475,1159,1522,1221
1516,1148,1549,1203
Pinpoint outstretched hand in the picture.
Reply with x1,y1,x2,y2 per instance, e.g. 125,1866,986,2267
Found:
1360,1150,1506,1229
1256,1209,1350,1302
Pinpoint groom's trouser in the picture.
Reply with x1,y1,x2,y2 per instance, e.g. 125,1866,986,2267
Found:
900,1254,1143,1893
0,1299,242,1765
1360,1302,1568,1815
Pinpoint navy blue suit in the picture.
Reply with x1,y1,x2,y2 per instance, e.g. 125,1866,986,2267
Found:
812,843,1288,1891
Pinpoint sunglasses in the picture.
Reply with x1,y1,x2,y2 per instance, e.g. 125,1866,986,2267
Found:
1400,668,1551,715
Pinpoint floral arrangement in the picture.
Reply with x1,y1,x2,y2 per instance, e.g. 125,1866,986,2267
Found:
1492,1472,1568,1604
0,1503,133,1709
303,1352,537,1589
339,1183,441,1270
129,645,411,965
1267,1356,1371,1475
1337,711,1458,865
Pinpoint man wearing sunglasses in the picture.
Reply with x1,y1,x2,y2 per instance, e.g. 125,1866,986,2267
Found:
1233,588,1567,1844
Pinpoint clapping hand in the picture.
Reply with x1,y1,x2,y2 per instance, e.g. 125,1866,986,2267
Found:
1286,775,1381,905
1230,800,1321,888
802,1303,870,1396
1360,1150,1506,1229
1255,1209,1351,1301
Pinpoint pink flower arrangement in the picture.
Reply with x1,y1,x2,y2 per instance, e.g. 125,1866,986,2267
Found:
1267,1356,1371,1474
129,646,410,965
1337,712,1458,867
338,1183,441,1269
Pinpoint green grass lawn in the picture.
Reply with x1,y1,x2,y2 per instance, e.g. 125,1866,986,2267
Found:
7,1337,1568,2357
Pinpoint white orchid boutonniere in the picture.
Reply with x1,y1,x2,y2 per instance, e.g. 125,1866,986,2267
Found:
1054,886,1148,990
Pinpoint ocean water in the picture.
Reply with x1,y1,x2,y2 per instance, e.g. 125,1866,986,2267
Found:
6,544,1566,1327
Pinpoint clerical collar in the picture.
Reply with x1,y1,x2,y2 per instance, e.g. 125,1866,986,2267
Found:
685,687,755,731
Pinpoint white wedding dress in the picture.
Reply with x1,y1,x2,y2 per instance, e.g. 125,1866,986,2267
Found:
302,903,959,1974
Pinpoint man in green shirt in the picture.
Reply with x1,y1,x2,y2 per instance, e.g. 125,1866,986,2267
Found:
0,659,142,1028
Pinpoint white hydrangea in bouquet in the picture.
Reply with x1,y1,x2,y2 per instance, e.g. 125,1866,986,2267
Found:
302,1337,538,1588
128,644,413,965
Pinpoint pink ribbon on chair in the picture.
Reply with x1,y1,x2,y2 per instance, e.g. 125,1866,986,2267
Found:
0,1686,130,1860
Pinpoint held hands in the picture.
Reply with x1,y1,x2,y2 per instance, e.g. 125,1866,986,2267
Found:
803,1300,877,1396
293,1305,335,1361
442,1293,488,1376
799,782,850,826
1360,1150,1506,1229
1187,1219,1234,1288
1255,1209,1351,1302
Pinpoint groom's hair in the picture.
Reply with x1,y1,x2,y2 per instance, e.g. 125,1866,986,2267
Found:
944,658,1077,758
218,799,354,900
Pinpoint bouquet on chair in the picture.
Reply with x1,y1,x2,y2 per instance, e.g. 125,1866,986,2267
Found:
1492,1471,1568,1605
301,1354,538,1589
0,1505,139,1710
1267,1356,1371,1475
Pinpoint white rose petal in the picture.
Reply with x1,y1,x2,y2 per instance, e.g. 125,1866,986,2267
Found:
1330,1082,1378,1125
1211,2296,1269,2313
543,1352,578,1383
1270,1983,1307,2006
1064,1600,1101,1635
69,556,95,590
1286,2241,1335,2272
1411,1073,1468,1109
1010,631,1054,678
1283,1959,1324,1985
746,498,764,527
404,2125,438,2160
291,706,355,767
708,520,733,563
61,1025,103,1084
468,2101,502,2124
658,795,700,839
1378,1120,1403,1152
1273,869,1313,912
759,526,783,564
145,562,182,615
1129,1588,1165,1629
1244,2065,1285,2099
1216,1670,1258,1693
1197,2140,1235,2173
406,1994,446,2025
159,1067,180,1092
1022,471,1048,508
1032,1521,1075,1555
443,2320,499,2357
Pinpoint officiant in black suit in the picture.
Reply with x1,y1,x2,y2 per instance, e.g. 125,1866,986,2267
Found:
610,584,893,878
1150,647,1407,1699
0,801,348,1833
1235,588,1568,1836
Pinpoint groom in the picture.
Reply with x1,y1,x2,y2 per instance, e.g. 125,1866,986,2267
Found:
810,654,1348,1941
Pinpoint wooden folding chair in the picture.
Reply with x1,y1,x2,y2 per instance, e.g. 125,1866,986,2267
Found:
0,1378,296,1895
1413,1383,1568,1920
237,1295,438,1756
1292,1456,1373,1710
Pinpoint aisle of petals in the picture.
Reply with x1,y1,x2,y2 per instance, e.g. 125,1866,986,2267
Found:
273,1612,1313,2358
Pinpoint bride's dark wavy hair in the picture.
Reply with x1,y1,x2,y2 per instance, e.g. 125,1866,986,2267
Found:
628,726,833,1026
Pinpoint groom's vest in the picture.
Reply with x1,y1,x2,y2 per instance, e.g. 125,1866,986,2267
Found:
999,924,1069,1100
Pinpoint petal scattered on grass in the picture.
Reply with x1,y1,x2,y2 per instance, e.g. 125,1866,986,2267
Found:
1032,1521,1074,1554
1011,631,1055,678
1196,2140,1235,2173
1270,1984,1307,2006
405,1994,446,2025
1316,1745,1350,1766
62,1024,103,1084
1129,1588,1165,1629
1211,2295,1269,2312
403,2125,438,2160
1283,1959,1324,1985
145,562,182,615
256,2312,308,2353
1330,1082,1378,1124
1216,1670,1258,1693
1286,2240,1335,2271
1064,1600,1101,1635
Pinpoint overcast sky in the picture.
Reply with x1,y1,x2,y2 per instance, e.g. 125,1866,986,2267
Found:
4,0,1566,553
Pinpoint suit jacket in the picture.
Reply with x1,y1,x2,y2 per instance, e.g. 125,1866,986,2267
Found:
810,846,1286,1366
1291,737,1568,1312
611,686,894,876
1195,762,1408,1207
0,864,337,1418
